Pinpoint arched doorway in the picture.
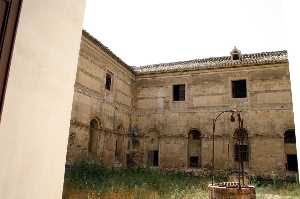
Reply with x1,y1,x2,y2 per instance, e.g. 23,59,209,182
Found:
115,124,125,163
284,129,298,172
188,129,201,168
146,131,159,167
88,119,100,157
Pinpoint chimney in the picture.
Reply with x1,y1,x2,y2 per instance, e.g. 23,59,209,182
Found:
231,46,241,61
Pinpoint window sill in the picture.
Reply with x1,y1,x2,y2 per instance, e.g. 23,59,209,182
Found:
172,100,186,103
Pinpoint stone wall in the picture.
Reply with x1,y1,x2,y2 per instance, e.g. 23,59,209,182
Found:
66,32,296,176
134,63,295,176
66,33,135,168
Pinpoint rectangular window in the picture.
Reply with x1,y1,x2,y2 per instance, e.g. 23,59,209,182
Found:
284,130,296,143
232,80,247,98
190,156,199,168
287,154,298,171
173,84,185,101
234,144,249,161
148,150,159,167
105,73,112,91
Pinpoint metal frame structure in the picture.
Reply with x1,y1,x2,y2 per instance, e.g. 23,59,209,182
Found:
211,109,245,189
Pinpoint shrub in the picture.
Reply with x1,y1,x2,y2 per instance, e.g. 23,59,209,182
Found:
64,159,108,189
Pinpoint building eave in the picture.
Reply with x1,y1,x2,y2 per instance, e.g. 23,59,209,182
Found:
81,30,288,76
82,30,136,74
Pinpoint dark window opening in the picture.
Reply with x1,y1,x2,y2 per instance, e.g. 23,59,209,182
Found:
90,119,99,129
173,84,185,101
127,154,136,168
191,131,200,140
190,156,199,168
232,80,247,98
232,53,240,60
287,154,298,171
234,144,249,162
105,73,112,90
132,137,139,149
284,129,296,144
148,150,159,167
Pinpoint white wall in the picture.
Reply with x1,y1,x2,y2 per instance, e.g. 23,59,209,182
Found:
0,0,86,198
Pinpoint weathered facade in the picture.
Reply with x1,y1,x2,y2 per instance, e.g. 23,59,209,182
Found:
66,30,297,177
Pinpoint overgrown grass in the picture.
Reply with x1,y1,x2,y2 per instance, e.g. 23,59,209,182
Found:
249,175,300,198
64,160,300,199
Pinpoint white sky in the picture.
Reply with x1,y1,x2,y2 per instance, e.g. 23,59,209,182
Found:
83,0,287,66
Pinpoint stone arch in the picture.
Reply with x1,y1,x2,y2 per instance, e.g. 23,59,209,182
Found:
146,130,160,167
88,118,101,157
188,129,202,168
117,123,125,134
284,129,298,171
90,117,101,129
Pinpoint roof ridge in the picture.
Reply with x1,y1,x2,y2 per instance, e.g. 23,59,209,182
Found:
81,30,288,75
138,50,288,69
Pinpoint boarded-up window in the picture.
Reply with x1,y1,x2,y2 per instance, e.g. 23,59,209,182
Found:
232,80,247,98
0,0,22,121
173,84,185,101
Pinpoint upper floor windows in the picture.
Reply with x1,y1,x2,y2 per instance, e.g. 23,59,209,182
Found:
232,79,247,98
173,84,185,101
105,73,112,91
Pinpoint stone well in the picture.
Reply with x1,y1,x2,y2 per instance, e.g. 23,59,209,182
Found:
208,182,256,199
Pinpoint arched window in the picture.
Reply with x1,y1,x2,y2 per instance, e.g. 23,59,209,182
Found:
115,123,125,162
88,119,100,155
90,119,99,129
188,129,201,168
233,128,249,162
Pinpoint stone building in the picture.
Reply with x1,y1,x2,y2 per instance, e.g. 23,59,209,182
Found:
66,30,297,177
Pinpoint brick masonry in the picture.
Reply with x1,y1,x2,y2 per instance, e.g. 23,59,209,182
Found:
65,31,296,177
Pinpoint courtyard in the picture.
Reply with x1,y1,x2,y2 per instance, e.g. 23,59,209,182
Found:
63,161,300,199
